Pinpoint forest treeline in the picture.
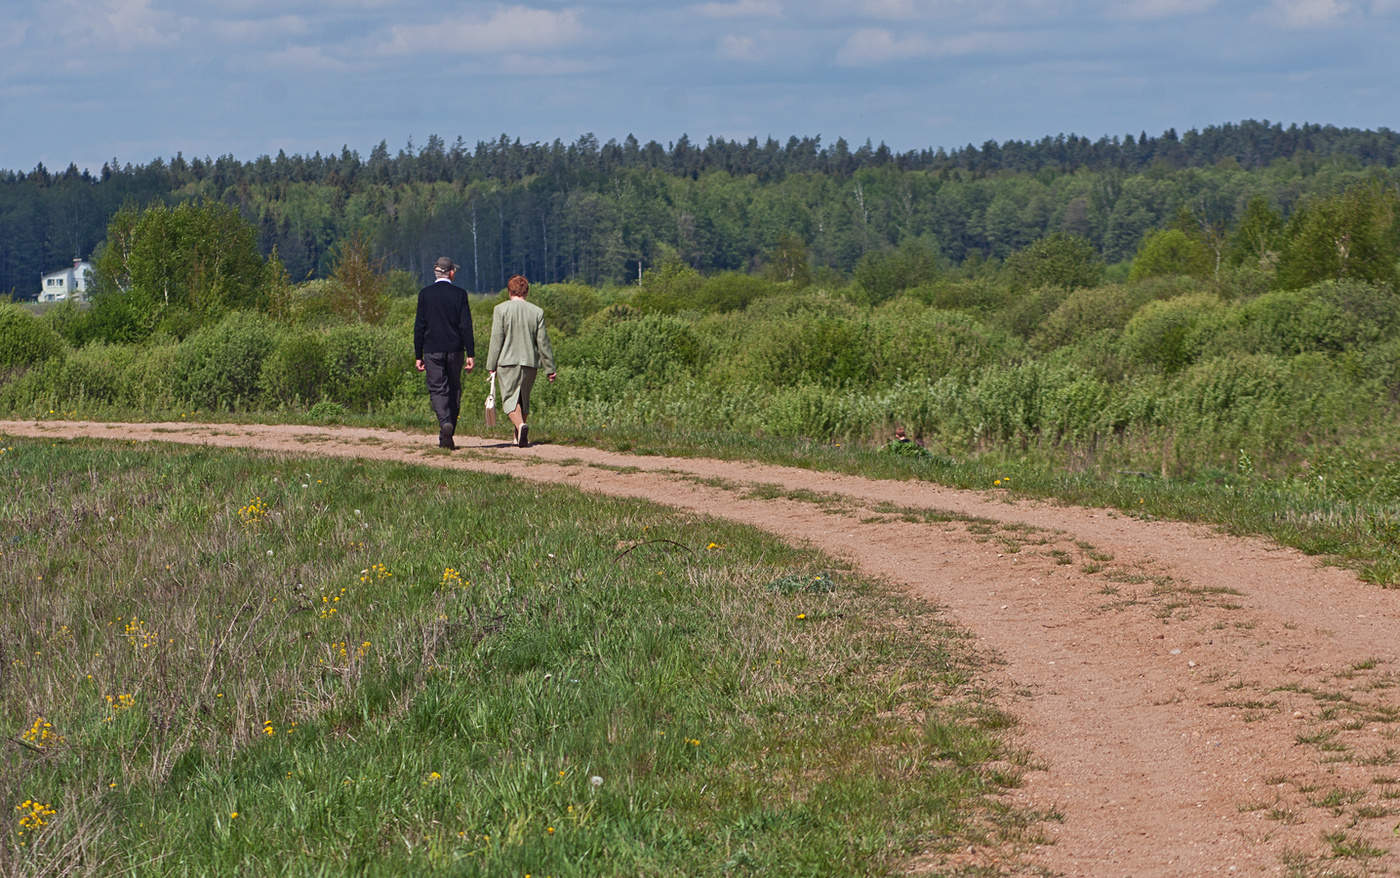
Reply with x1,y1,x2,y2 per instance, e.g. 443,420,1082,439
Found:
6,118,1400,298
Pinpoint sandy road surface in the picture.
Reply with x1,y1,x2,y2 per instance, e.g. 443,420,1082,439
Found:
5,420,1399,876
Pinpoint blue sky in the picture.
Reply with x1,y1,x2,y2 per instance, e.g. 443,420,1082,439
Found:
4,0,1399,173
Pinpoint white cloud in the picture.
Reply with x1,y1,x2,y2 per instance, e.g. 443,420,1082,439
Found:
935,30,1032,54
207,15,311,42
810,0,920,17
692,0,783,17
718,33,760,60
856,0,919,16
259,45,351,72
497,54,609,75
835,26,1031,65
383,6,585,54
835,28,932,65
55,0,177,49
807,0,1068,25
219,0,396,8
1108,0,1216,19
1268,0,1350,27
0,20,29,49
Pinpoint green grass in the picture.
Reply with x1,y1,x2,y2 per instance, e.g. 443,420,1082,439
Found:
0,439,1024,876
12,378,1400,587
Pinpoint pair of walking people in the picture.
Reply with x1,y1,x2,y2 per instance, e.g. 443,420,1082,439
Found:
413,258,555,449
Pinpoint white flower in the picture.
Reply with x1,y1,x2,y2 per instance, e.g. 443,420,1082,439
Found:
589,775,603,787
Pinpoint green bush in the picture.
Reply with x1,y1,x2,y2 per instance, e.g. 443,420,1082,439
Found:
1303,446,1400,505
1119,293,1224,373
1042,328,1131,382
1161,352,1364,465
1001,285,1069,340
528,283,604,336
386,269,419,299
1276,182,1400,290
1129,229,1213,281
851,238,941,306
1211,263,1274,301
904,279,1011,318
42,300,88,346
321,324,405,410
941,362,1145,452
1197,279,1400,359
735,312,867,387
1030,278,1194,351
1004,232,1103,293
78,288,159,344
260,330,330,406
0,358,61,411
575,303,640,336
0,304,65,370
765,384,860,438
124,343,180,410
694,272,773,312
1310,278,1400,340
961,362,1054,448
284,278,339,326
633,261,703,313
171,311,278,410
742,291,859,322
570,313,703,388
867,300,1020,382
1357,337,1400,401
0,340,175,414
52,344,128,407
308,400,349,423
1201,289,1348,358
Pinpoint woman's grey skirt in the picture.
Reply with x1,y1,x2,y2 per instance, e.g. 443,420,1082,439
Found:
495,365,537,417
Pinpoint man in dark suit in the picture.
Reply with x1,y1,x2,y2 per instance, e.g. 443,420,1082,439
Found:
414,256,475,449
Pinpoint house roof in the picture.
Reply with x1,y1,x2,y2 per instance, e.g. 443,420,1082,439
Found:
41,260,92,279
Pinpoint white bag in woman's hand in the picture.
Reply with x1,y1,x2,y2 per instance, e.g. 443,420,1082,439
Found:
484,371,497,427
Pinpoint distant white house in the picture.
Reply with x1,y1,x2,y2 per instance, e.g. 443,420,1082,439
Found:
39,257,94,302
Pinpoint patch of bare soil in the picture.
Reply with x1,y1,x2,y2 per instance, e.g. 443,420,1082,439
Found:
5,420,1399,877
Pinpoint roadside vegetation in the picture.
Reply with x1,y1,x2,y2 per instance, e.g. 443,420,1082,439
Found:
5,177,1400,584
0,440,1035,876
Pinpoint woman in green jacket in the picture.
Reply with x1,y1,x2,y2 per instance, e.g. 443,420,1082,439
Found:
487,275,556,447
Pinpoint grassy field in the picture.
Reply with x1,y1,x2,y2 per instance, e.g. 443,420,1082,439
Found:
18,394,1400,590
1,438,1035,876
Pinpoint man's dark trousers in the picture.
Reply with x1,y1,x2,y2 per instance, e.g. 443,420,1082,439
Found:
423,350,464,434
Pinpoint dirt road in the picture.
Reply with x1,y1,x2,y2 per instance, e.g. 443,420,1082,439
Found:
5,419,1399,876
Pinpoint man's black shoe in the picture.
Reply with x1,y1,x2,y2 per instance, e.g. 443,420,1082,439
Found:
438,427,455,450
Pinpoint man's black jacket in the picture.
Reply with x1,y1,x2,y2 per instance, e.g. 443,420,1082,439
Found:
414,280,475,359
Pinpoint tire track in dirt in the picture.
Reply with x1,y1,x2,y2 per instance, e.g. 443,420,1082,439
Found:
5,420,1399,877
